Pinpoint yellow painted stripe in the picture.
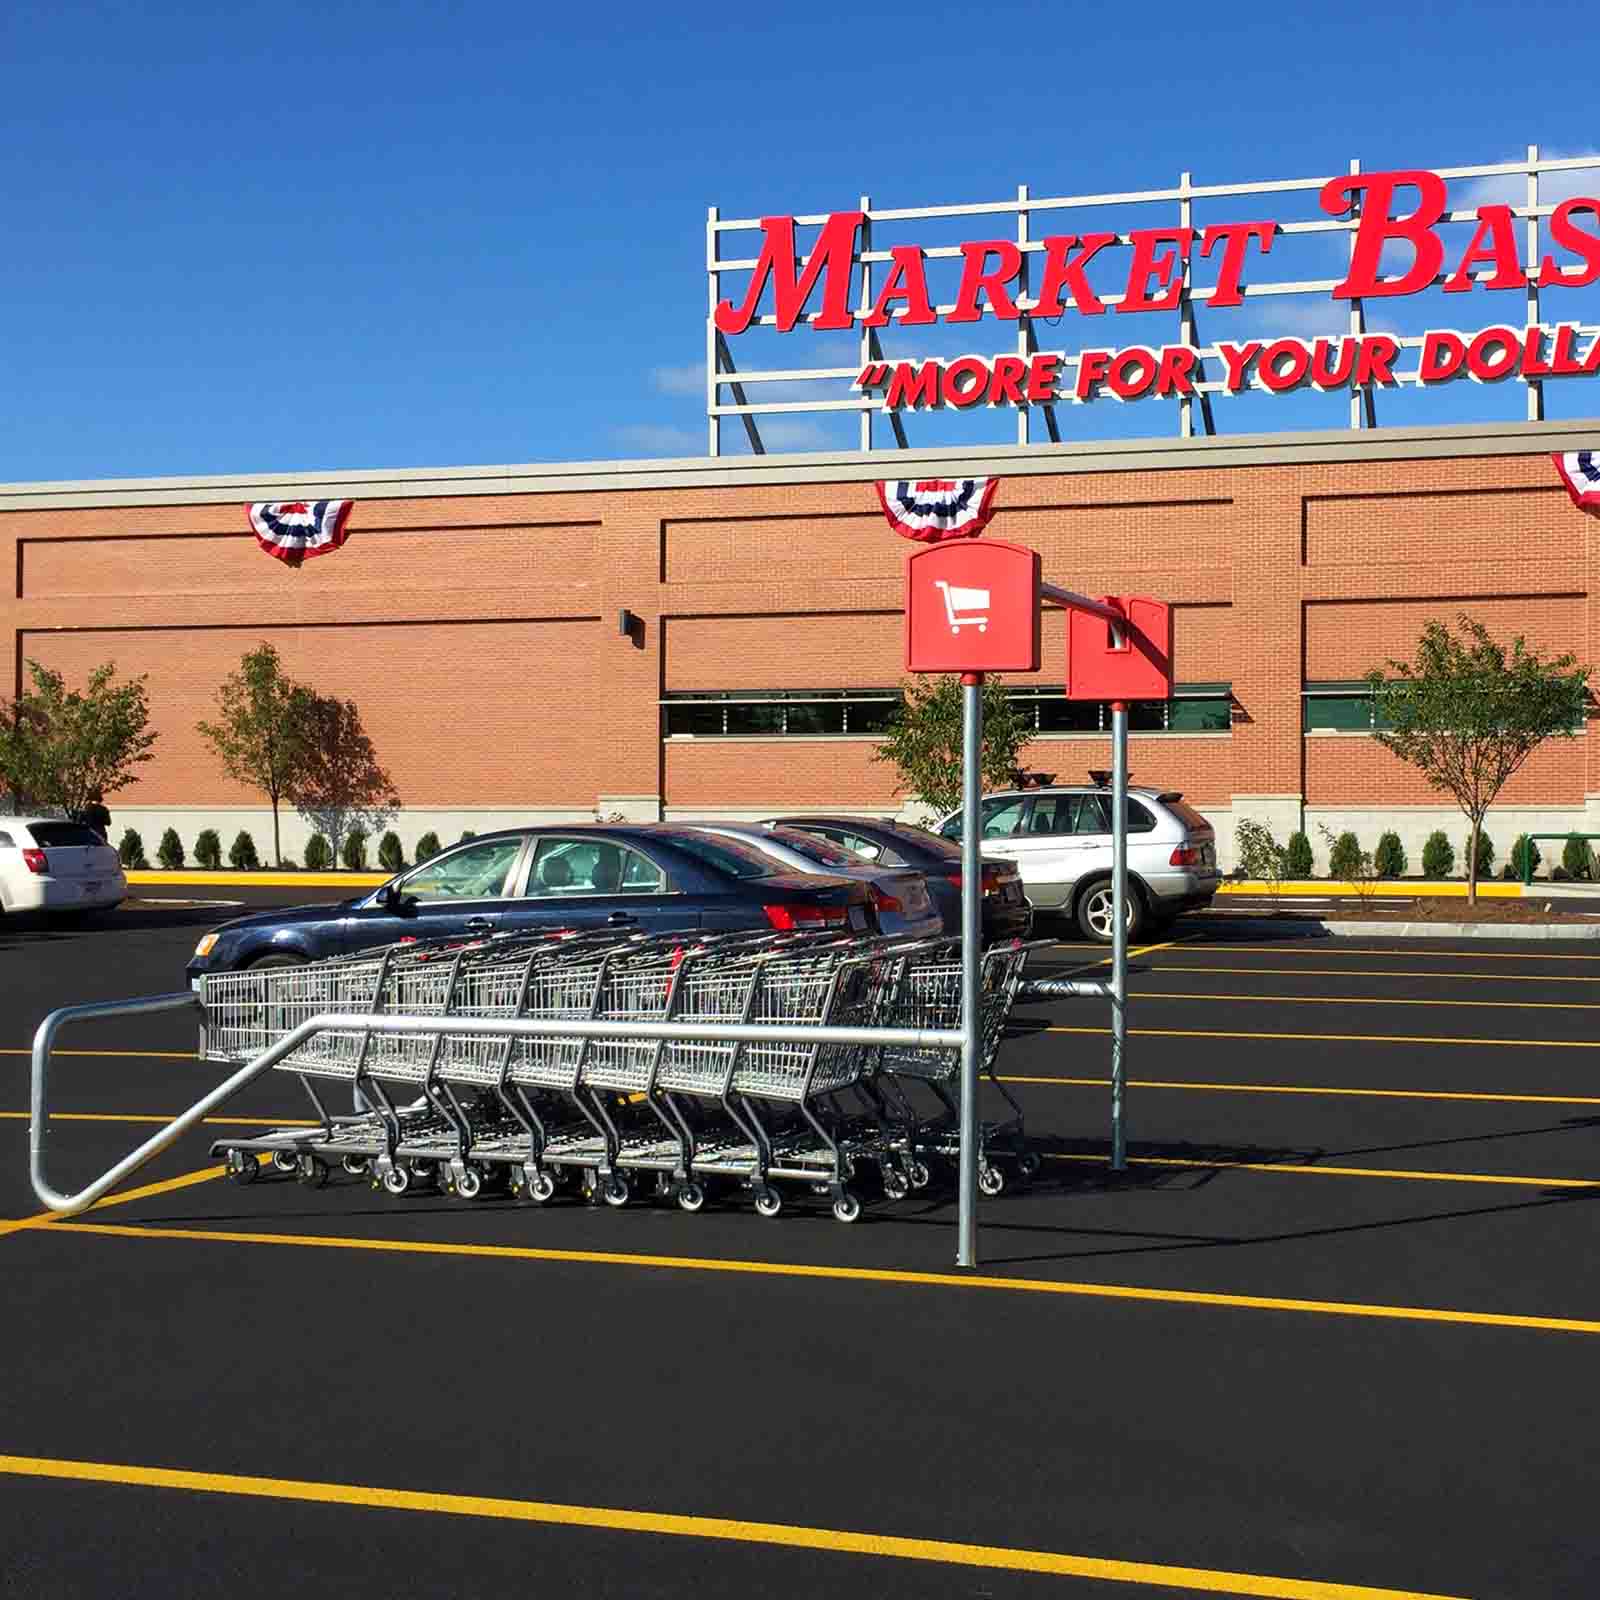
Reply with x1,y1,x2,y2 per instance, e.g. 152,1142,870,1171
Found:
1000,1075,1600,1108
1132,990,1600,1012
0,1453,1466,1599
126,870,385,888
1217,880,1522,898
1142,963,1600,985
1128,944,1600,963
1040,1152,1598,1191
0,1047,197,1060
1047,1024,1600,1051
49,1221,1600,1339
0,1164,225,1237
0,1112,316,1125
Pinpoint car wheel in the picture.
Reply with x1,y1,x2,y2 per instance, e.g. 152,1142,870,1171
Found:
248,952,307,970
1074,879,1145,945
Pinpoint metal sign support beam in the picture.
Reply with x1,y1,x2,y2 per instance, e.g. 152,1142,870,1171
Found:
957,670,983,1268
1110,698,1129,1171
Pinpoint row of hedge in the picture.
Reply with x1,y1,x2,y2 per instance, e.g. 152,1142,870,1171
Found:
1272,829,1597,882
115,827,481,872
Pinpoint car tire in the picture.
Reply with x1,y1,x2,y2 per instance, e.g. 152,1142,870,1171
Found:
247,952,307,969
1074,878,1145,945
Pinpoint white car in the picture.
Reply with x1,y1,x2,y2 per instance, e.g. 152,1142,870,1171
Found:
0,817,127,918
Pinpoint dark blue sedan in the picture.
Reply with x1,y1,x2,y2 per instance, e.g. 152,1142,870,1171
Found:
186,825,875,981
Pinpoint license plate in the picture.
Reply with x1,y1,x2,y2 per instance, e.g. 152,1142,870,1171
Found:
848,905,867,930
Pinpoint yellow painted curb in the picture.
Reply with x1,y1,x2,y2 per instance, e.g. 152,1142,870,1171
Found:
1217,880,1524,899
126,870,387,889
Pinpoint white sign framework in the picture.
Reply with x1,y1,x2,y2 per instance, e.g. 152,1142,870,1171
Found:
705,147,1600,456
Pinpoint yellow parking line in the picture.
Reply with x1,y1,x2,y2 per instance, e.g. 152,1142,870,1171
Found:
1000,1075,1600,1108
0,1112,316,1125
44,1221,1600,1338
1135,944,1600,963
0,1048,197,1060
1041,1153,1599,1190
0,1165,225,1238
1046,1025,1600,1050
1131,991,1600,1012
0,1453,1467,1599
1139,963,1600,985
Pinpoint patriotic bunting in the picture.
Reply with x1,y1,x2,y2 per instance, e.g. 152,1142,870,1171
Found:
1553,451,1600,514
876,477,998,543
247,500,355,566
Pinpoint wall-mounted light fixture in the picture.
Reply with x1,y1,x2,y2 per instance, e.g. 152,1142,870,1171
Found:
618,609,643,648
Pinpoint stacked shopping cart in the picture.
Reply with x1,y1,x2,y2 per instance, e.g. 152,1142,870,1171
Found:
204,925,1040,1223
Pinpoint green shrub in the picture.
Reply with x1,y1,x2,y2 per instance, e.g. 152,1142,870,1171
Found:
1421,830,1454,877
304,834,332,870
341,827,369,871
1284,831,1314,877
458,830,477,845
194,828,222,869
1328,831,1363,879
1510,834,1542,880
117,828,148,869
156,828,185,870
378,831,405,873
1562,834,1595,882
228,831,260,870
1373,832,1406,878
415,831,441,863
1463,831,1494,877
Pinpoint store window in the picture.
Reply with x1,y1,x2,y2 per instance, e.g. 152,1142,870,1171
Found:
1008,683,1232,734
663,689,901,737
1302,682,1392,733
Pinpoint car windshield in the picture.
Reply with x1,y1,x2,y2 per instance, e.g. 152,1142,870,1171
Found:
656,831,776,880
760,828,860,868
28,822,104,848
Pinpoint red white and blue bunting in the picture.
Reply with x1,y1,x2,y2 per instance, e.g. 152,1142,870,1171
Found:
876,477,998,543
1553,451,1600,514
247,500,355,566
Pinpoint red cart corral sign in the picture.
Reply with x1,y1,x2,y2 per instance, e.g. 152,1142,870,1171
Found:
905,540,1041,673
1065,595,1173,700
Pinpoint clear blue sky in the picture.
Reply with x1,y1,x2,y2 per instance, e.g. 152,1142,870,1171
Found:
4,0,1599,482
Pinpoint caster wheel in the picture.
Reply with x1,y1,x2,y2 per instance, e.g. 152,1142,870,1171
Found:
754,1186,783,1219
676,1181,706,1214
882,1170,910,1202
272,1150,299,1174
229,1151,259,1186
1018,1151,1042,1179
530,1172,557,1204
296,1154,329,1189
407,1162,437,1190
832,1192,863,1224
382,1165,412,1197
455,1166,484,1201
907,1160,932,1191
602,1174,630,1208
341,1155,370,1177
978,1165,1006,1197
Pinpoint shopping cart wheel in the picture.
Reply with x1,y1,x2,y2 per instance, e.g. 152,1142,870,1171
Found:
882,1169,910,1202
382,1165,412,1197
602,1174,631,1208
753,1186,783,1219
341,1156,370,1177
978,1164,1006,1197
408,1162,438,1190
1018,1152,1042,1179
272,1150,299,1174
454,1165,484,1201
295,1154,329,1189
530,1172,558,1204
832,1192,862,1224
676,1181,706,1214
227,1150,258,1185
907,1160,932,1190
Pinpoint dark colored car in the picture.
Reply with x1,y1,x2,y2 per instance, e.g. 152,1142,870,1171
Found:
760,815,1032,943
185,824,875,981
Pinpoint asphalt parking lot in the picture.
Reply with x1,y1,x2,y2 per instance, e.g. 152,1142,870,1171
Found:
4,893,1599,1598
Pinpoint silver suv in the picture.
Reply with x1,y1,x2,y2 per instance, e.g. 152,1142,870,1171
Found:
935,783,1219,942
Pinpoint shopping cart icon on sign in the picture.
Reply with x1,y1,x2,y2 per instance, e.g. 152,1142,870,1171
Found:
934,579,989,634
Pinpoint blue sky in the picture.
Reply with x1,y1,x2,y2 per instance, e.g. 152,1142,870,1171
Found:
3,0,1599,482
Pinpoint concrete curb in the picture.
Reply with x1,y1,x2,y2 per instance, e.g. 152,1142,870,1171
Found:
1190,913,1600,941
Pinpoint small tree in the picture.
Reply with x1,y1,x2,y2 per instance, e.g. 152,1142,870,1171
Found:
1463,830,1494,879
196,644,313,868
1374,832,1406,878
1562,834,1595,882
872,676,1026,817
1369,616,1589,903
415,831,441,863
304,833,332,870
1421,830,1455,878
1235,819,1287,906
228,830,260,870
194,828,222,869
287,693,400,869
341,826,369,871
378,830,405,873
117,828,148,869
1510,834,1541,880
1327,830,1363,878
0,660,157,816
458,830,478,844
157,828,185,869
1284,831,1314,877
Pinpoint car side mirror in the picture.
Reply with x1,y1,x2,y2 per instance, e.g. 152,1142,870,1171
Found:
380,883,418,915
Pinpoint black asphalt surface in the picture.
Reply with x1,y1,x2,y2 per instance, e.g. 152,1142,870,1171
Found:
3,894,1599,1598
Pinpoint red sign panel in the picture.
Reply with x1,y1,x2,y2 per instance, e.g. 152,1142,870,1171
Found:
905,540,1041,674
1065,596,1173,701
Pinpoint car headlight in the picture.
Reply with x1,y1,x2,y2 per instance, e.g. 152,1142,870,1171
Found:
193,933,219,959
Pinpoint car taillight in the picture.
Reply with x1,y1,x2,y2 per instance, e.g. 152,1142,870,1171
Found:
1170,845,1202,867
763,902,848,930
946,865,1009,895
21,848,47,875
869,885,903,914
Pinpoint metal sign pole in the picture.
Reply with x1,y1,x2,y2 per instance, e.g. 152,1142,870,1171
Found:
1110,698,1129,1171
957,670,983,1267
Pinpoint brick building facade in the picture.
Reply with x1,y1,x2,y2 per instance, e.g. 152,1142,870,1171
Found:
2,418,1597,870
